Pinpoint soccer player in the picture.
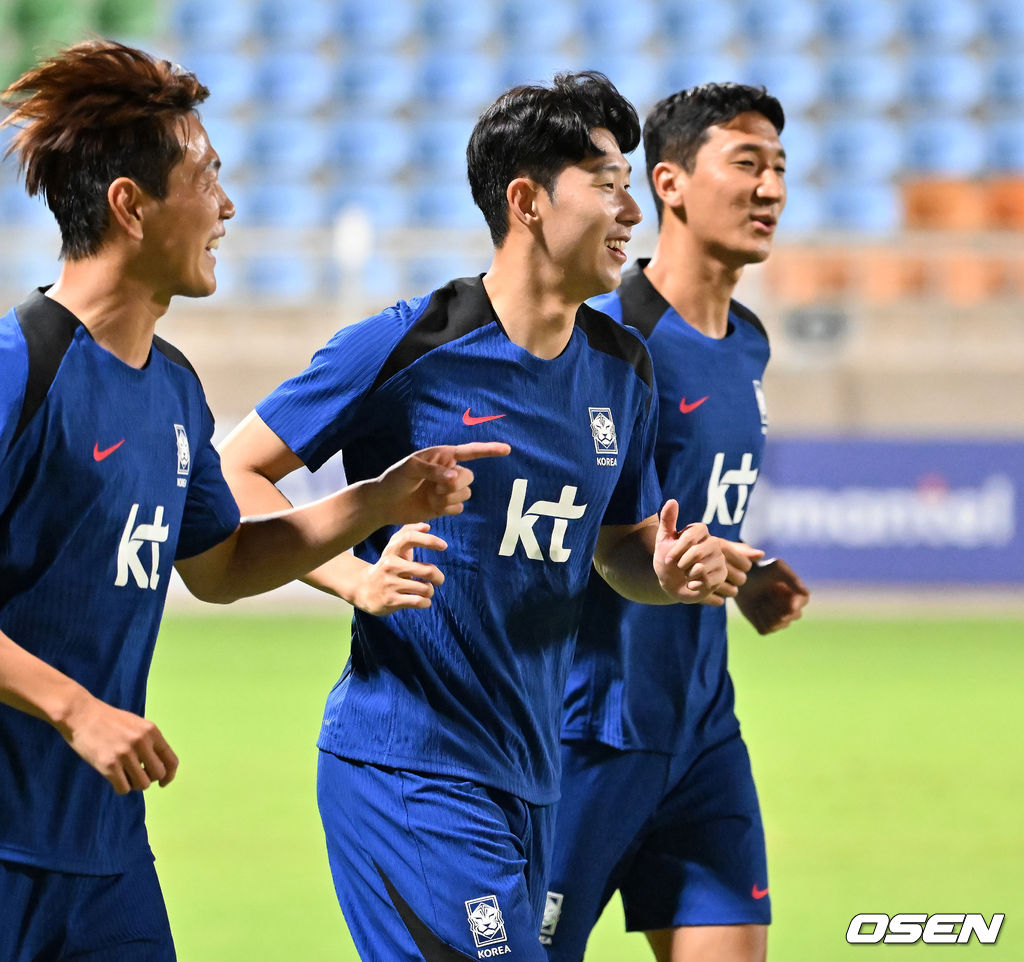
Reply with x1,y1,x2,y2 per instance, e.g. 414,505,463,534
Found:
0,41,505,962
217,72,729,961
542,84,811,962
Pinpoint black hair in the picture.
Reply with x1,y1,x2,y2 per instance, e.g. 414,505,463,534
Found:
467,70,641,246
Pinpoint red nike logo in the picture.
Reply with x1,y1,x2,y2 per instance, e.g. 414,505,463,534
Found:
93,439,125,462
463,408,506,426
679,396,709,414
752,884,769,900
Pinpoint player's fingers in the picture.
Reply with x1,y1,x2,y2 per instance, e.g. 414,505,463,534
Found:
155,740,179,787
105,765,132,795
137,742,168,785
446,441,511,462
390,530,448,556
657,499,679,541
122,754,152,792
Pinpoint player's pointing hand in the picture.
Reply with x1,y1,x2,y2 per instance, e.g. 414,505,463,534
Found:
653,500,728,605
374,442,511,524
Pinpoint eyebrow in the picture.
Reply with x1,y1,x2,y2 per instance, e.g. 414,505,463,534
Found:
729,142,787,159
591,160,633,176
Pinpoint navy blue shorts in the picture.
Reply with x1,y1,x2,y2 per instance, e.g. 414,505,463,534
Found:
542,734,769,960
0,856,175,961
317,750,555,961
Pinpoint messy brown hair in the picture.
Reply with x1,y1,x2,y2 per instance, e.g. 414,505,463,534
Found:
1,40,209,259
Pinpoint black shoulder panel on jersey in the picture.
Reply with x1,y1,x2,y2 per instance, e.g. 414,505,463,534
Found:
614,259,669,339
13,288,81,445
576,301,655,392
370,275,497,394
730,299,769,342
152,334,200,379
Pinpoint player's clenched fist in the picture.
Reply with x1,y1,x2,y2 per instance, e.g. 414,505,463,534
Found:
653,501,729,605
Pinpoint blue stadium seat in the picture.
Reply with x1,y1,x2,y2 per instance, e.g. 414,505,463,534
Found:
820,115,903,181
238,182,330,229
172,0,253,51
741,53,824,115
580,0,657,50
247,116,333,178
903,117,987,176
988,54,1024,109
181,51,258,113
904,52,986,113
419,0,498,46
326,182,412,231
660,1,741,53
419,51,501,113
820,0,900,50
256,51,335,111
257,0,336,48
410,179,483,230
821,53,902,112
740,0,818,50
244,253,324,301
819,179,902,233
199,115,250,182
499,49,585,90
500,0,576,50
408,115,475,178
660,52,745,97
986,118,1024,173
331,115,411,180
406,253,483,292
903,0,982,49
577,51,664,114
777,118,821,187
985,0,1024,49
337,53,417,111
776,182,824,234
338,0,416,51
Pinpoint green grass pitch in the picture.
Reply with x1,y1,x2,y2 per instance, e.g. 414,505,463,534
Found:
146,609,1023,960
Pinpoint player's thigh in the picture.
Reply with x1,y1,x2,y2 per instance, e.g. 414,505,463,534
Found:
317,750,550,962
620,735,770,932
543,742,669,961
646,923,767,962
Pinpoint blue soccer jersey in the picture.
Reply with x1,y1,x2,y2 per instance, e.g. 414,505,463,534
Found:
0,289,240,874
256,275,661,804
562,260,771,754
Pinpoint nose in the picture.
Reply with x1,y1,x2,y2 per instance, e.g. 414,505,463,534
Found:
756,169,785,203
219,184,236,221
620,188,643,227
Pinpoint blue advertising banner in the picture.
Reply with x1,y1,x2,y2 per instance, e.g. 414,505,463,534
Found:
742,439,1024,585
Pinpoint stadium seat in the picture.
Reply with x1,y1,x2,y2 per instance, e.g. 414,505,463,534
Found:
777,118,821,187
819,115,903,181
820,0,900,50
500,0,577,50
775,182,824,235
337,0,416,51
326,182,413,231
330,115,411,180
180,51,258,113
172,0,253,51
821,53,902,113
255,51,335,111
986,118,1024,174
741,53,824,116
257,0,336,49
819,179,902,233
419,0,498,47
660,52,745,98
199,115,249,182
408,115,475,177
336,53,417,111
243,252,324,301
903,52,986,113
406,253,483,292
903,116,987,177
903,0,982,49
659,1,741,53
988,54,1024,109
985,0,1024,49
238,182,330,229
248,116,333,179
580,0,657,50
576,51,664,114
739,0,818,50
499,49,585,91
419,51,501,113
410,179,483,230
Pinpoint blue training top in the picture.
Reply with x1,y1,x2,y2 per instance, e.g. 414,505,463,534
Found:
257,275,662,804
0,289,240,874
562,260,771,755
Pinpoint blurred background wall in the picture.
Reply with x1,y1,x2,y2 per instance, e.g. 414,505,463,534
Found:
2,0,1022,587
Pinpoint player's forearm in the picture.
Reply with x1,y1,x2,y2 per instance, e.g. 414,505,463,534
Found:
593,524,677,605
301,551,370,603
0,629,94,735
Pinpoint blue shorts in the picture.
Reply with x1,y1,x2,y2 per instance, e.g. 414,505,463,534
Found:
542,734,769,960
0,857,175,961
317,750,555,961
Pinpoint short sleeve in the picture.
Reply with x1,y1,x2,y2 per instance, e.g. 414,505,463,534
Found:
175,403,242,560
255,305,410,471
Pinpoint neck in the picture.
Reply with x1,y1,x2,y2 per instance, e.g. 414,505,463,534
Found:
46,254,167,368
482,245,584,360
643,218,743,339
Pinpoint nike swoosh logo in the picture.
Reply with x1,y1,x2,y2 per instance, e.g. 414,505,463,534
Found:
679,396,709,414
463,408,506,425
93,439,125,462
752,884,769,900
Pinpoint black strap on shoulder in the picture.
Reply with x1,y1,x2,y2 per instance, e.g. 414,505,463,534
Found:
729,298,769,342
575,301,655,393
12,288,81,445
152,333,199,377
614,259,669,340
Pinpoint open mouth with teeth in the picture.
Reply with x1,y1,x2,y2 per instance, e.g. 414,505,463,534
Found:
205,237,221,258
606,238,628,260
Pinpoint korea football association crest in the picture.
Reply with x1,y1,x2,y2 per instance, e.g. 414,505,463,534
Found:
174,424,190,488
465,895,510,953
588,406,618,466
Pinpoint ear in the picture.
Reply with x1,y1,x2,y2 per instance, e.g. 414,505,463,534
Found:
107,177,147,242
650,160,688,212
506,176,541,232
